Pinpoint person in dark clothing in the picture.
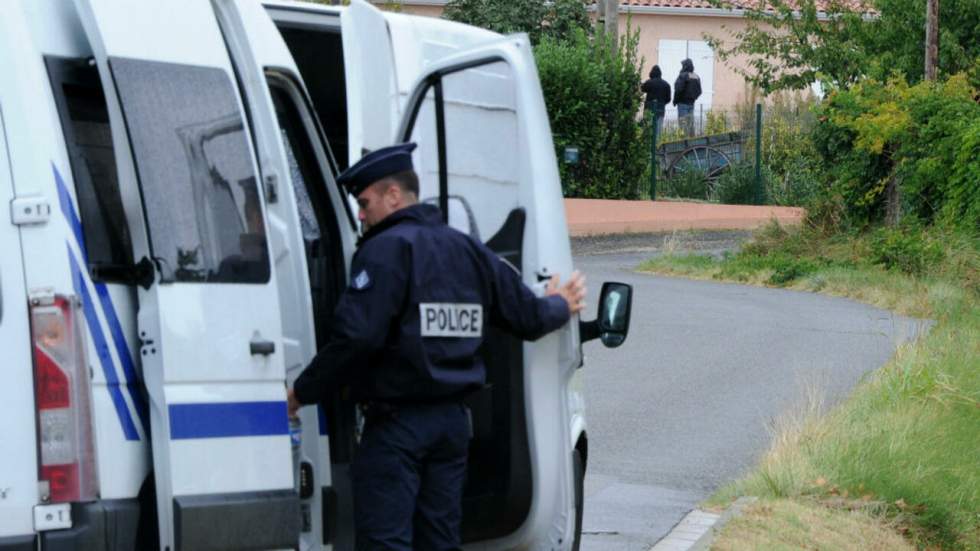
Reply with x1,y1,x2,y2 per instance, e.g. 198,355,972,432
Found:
641,65,671,137
287,142,586,551
672,58,702,136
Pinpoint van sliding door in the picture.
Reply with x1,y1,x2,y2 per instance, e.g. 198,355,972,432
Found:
212,2,361,548
72,2,296,550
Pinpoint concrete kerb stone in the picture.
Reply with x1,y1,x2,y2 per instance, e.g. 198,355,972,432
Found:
649,497,758,551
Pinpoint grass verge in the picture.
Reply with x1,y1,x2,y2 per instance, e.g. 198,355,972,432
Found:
712,498,915,551
639,222,980,550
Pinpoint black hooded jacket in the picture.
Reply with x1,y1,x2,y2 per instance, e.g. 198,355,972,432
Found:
673,58,702,106
641,65,671,115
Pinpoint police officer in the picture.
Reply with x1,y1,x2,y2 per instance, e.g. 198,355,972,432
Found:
286,143,586,551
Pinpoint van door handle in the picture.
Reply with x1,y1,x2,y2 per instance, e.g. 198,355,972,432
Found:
250,339,276,356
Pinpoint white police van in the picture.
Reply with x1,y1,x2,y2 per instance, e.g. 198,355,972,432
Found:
0,1,633,550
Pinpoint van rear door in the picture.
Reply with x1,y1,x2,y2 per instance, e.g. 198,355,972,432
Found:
0,85,40,547
72,1,297,550
393,25,581,551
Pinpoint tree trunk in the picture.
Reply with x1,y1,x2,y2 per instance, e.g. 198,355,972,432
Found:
604,0,619,46
885,173,902,226
924,0,939,80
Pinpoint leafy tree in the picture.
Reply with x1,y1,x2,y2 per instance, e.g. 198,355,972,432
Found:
535,28,649,199
705,0,980,93
443,0,590,44
813,73,980,230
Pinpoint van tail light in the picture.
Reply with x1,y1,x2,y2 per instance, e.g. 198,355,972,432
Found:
29,295,99,503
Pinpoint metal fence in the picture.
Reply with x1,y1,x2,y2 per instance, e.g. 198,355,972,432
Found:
646,103,760,202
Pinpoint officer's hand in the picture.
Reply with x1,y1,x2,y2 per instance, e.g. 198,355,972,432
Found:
287,388,302,419
547,270,586,315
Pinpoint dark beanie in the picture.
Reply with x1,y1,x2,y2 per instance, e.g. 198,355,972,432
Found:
650,65,662,78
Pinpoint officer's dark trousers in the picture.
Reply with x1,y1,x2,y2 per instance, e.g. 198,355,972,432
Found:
353,402,470,551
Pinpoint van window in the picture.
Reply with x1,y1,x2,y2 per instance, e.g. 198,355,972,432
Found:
109,58,269,284
405,61,521,242
46,57,134,276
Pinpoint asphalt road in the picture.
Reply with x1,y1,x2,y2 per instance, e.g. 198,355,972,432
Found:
573,246,928,551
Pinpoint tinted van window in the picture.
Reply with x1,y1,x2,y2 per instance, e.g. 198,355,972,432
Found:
46,57,134,275
109,59,269,283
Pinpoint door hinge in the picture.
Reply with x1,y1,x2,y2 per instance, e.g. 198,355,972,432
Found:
10,196,51,226
28,289,57,307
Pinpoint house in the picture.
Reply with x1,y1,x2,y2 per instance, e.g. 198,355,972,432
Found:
372,0,854,122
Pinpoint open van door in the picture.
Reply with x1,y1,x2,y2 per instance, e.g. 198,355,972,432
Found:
72,2,298,550
394,34,582,550
339,1,499,165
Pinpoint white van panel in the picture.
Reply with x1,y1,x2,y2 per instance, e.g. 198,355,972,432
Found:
0,103,41,540
8,1,152,502
22,0,90,57
385,13,499,105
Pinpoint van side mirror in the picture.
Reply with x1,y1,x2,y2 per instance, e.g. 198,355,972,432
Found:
579,282,633,348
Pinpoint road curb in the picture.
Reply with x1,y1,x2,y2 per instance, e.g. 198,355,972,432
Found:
649,497,758,551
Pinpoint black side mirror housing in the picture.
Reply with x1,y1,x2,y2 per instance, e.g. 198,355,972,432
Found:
579,281,633,348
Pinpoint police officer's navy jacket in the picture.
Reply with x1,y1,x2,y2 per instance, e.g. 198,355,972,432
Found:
293,203,570,405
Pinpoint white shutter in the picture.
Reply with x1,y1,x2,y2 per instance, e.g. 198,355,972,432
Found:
689,40,714,113
657,39,686,121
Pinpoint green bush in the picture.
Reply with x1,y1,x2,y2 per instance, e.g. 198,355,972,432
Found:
814,74,980,231
731,90,823,207
535,27,648,199
662,168,710,200
766,255,821,285
945,117,980,229
443,0,589,44
869,225,945,276
713,161,767,205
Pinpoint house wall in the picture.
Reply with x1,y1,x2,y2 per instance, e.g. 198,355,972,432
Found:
622,12,754,111
383,2,757,110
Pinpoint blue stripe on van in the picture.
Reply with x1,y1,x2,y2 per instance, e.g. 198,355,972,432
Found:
94,285,150,433
69,248,141,441
318,405,328,436
54,164,88,262
55,164,149,437
169,402,289,440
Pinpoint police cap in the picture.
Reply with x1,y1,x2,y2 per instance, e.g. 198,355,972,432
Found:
337,142,418,196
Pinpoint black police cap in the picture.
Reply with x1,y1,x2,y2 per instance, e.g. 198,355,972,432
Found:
337,142,418,196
